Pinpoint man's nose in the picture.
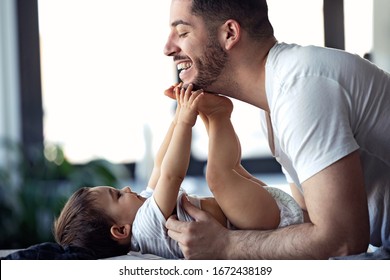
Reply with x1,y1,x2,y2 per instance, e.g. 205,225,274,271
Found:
163,33,180,56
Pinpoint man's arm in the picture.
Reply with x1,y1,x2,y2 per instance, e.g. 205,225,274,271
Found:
289,183,311,222
167,151,370,259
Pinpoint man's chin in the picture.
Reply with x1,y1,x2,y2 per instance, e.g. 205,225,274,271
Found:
180,81,202,91
180,80,220,94
190,83,203,91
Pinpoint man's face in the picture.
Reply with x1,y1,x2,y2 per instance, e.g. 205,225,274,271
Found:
164,0,228,91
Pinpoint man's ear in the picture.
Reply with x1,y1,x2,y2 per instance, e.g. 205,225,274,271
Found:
220,19,241,50
110,224,131,240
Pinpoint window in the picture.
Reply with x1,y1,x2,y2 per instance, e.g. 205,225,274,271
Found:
38,0,175,164
344,0,373,58
268,0,324,47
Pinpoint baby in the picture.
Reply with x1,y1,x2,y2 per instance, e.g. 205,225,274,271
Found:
54,84,303,259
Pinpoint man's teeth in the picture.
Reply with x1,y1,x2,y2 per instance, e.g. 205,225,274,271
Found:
177,62,192,71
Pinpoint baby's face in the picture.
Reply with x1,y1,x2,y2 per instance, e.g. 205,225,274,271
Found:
91,186,145,225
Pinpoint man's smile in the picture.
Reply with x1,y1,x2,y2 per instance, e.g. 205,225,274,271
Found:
177,61,194,81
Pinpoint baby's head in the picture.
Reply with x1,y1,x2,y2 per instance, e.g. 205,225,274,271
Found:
54,186,144,258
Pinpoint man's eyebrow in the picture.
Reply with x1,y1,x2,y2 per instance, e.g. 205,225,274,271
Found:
171,20,191,28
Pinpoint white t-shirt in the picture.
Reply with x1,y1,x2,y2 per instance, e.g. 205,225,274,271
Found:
263,42,390,247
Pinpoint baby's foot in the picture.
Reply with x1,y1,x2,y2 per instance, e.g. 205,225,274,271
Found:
197,93,233,117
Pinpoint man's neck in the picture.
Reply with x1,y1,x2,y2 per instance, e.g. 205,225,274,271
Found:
227,37,276,112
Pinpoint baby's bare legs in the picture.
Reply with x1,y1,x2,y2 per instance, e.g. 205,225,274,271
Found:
199,109,266,187
198,94,280,230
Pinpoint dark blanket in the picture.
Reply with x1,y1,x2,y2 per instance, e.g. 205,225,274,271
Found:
330,246,390,260
1,242,96,260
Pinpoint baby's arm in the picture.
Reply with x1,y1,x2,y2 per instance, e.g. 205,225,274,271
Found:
153,85,203,219
147,84,181,189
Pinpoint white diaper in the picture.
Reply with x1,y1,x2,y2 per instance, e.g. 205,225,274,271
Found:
264,186,304,228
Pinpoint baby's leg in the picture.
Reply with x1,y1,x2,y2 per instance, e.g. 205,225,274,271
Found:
201,95,280,230
200,110,266,187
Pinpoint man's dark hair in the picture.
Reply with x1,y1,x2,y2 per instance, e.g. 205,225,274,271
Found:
191,0,274,40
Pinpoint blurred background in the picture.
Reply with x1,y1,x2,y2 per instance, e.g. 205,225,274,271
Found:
1,0,388,249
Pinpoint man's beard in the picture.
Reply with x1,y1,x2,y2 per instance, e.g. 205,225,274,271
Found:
191,38,228,91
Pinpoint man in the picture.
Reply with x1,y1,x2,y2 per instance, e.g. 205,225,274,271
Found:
163,0,390,259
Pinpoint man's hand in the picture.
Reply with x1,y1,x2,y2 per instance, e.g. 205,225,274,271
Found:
166,196,229,259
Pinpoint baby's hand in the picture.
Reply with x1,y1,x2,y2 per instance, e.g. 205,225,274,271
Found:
164,82,182,100
177,84,203,127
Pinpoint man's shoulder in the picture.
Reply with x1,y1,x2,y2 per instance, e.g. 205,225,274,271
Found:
270,42,331,64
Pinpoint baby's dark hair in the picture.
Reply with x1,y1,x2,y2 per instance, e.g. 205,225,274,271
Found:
53,187,130,259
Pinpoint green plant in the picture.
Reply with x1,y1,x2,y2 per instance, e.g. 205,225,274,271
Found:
0,141,131,249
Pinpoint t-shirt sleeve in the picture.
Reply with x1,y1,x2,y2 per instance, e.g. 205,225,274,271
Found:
274,76,359,183
139,186,154,198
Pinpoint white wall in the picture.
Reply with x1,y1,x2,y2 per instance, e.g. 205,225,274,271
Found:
373,0,390,72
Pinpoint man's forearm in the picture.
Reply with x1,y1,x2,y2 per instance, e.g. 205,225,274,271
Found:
225,223,332,260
